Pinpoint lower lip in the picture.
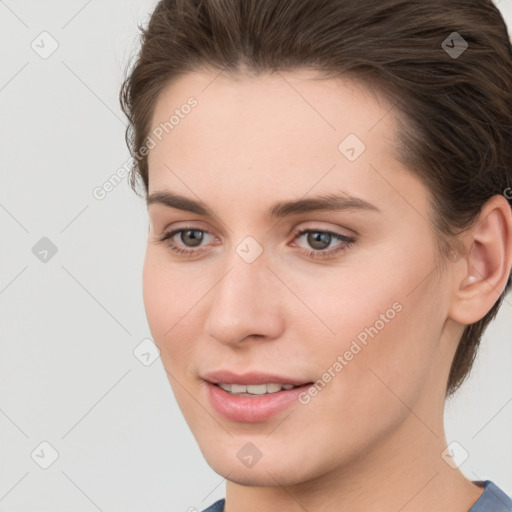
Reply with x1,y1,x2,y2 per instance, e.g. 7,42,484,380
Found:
205,381,312,422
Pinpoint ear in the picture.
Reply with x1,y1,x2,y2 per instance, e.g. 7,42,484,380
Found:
448,194,512,325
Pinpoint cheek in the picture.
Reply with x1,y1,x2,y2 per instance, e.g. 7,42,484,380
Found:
283,281,442,470
299,243,442,409
142,251,168,339
142,252,207,425
142,250,185,354
142,248,194,331
142,249,207,378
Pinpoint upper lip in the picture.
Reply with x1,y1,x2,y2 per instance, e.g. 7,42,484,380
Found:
202,370,311,386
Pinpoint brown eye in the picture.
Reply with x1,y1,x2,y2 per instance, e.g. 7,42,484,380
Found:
306,231,332,250
179,229,204,247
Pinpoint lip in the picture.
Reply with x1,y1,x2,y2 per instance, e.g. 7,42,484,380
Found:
205,382,313,422
202,369,310,386
202,370,314,423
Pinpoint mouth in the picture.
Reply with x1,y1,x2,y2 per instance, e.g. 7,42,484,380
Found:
201,371,315,422
201,370,313,423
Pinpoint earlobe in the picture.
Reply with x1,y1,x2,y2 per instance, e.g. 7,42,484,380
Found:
449,194,512,325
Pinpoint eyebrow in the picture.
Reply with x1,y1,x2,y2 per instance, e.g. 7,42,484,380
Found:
146,190,380,219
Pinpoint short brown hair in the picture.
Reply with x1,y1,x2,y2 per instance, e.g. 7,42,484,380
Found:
119,0,512,397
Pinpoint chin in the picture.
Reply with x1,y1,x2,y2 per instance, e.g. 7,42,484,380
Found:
210,462,304,487
201,443,320,487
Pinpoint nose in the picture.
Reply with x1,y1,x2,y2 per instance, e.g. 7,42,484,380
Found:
204,249,285,347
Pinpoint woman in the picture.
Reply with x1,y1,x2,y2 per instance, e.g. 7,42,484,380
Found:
119,0,512,510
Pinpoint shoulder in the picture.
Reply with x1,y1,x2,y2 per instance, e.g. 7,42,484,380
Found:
197,484,512,512
469,481,512,511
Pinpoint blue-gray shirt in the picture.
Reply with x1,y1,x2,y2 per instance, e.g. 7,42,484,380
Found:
201,480,512,512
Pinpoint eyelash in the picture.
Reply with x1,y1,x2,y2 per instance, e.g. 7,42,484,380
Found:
157,225,355,260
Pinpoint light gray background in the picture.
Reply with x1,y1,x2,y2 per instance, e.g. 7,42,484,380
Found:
0,1,511,511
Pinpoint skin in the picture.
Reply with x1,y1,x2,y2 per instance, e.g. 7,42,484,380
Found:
142,68,512,512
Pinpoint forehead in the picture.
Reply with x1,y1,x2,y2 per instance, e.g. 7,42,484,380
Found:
149,68,396,152
146,69,413,212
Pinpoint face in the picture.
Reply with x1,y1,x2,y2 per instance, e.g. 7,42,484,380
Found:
143,69,453,486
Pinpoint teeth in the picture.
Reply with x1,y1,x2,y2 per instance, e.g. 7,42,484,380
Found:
217,383,299,395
